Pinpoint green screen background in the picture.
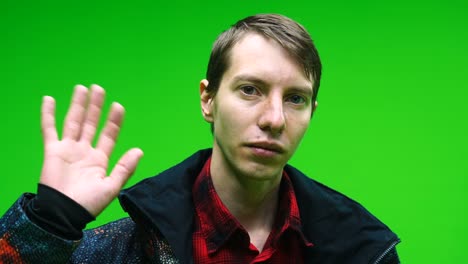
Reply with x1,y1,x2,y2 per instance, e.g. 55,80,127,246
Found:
2,0,467,262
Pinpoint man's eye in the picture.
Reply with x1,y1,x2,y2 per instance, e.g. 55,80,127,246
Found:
288,94,306,104
240,86,258,95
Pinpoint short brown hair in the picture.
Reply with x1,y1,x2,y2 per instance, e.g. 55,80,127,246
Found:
205,14,322,102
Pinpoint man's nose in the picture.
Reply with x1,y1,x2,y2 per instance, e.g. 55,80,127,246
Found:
257,97,286,135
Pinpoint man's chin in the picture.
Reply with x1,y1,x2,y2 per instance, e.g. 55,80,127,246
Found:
239,160,285,182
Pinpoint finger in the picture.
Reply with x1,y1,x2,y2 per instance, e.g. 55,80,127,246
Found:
108,148,143,189
63,85,89,140
96,102,125,157
41,96,58,143
80,84,105,143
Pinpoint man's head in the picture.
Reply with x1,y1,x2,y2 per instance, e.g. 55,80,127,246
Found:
200,14,321,183
205,14,322,103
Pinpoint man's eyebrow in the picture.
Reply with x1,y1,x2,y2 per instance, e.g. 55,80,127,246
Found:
232,74,268,86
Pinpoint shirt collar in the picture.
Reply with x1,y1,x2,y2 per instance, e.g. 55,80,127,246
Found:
192,156,313,254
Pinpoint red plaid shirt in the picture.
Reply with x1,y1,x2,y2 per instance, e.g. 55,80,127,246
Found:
192,157,313,263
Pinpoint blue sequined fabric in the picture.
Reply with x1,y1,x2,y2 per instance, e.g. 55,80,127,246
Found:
1,195,179,264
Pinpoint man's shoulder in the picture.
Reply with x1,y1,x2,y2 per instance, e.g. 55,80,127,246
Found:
117,149,213,263
70,218,148,263
284,164,384,223
284,164,400,263
123,149,212,195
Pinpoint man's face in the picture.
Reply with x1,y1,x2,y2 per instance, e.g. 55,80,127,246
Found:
201,33,315,182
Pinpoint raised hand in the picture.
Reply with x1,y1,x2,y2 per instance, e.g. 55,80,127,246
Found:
39,84,143,217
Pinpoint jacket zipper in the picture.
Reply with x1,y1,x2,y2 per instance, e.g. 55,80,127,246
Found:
373,239,401,264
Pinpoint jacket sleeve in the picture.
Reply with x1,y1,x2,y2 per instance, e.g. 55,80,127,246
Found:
0,194,81,264
70,217,146,263
376,247,400,264
1,194,147,264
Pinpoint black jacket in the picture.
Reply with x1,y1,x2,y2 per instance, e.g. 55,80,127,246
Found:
0,149,400,263
120,149,400,263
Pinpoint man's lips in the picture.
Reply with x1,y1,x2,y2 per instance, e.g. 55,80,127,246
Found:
245,141,285,154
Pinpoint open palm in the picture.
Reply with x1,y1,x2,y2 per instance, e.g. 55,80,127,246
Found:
39,85,143,217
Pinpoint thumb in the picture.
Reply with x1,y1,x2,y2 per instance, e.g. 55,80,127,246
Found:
109,148,144,189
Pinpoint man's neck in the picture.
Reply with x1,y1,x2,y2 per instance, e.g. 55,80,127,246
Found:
210,153,283,250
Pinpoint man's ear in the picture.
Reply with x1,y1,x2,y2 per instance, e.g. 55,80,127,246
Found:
200,79,214,123
311,100,318,118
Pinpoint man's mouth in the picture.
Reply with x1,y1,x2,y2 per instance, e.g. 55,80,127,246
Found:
246,141,285,155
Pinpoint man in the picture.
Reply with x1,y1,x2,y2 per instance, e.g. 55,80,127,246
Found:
0,14,400,263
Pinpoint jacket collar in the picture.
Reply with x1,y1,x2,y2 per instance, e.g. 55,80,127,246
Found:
284,165,399,263
119,149,399,263
119,149,211,263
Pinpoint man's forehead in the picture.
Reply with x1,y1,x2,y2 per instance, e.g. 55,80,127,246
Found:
226,33,313,90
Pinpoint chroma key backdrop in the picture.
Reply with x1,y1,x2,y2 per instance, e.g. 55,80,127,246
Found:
2,1,467,263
